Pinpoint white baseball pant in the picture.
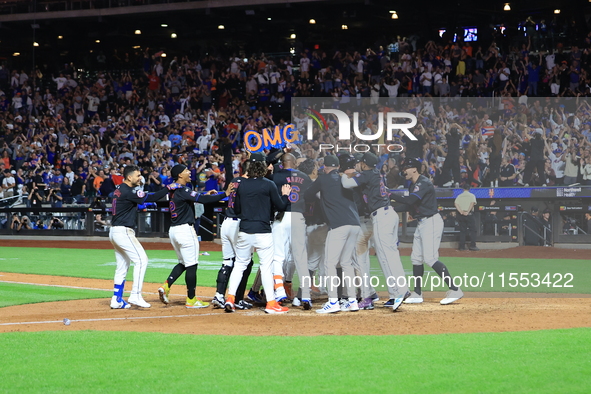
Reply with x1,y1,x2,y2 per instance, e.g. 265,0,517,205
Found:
169,224,199,267
411,213,444,267
227,232,275,302
220,217,240,263
307,223,328,290
324,225,361,299
352,216,376,298
371,206,408,297
110,226,148,297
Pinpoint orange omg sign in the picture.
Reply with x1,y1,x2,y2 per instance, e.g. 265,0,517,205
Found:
244,124,299,152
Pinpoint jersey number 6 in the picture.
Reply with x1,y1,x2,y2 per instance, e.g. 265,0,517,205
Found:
289,185,300,203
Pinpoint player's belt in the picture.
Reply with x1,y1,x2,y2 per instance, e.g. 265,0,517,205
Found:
417,213,436,222
371,206,389,216
225,217,240,221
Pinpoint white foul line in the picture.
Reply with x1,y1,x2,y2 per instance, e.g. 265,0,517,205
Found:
0,311,263,326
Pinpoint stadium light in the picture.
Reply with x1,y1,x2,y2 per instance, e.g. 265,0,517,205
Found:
309,19,316,24
267,17,272,21
161,53,167,57
33,42,39,47
342,24,348,30
58,35,63,39
135,30,141,35
95,40,100,43
171,33,177,38
161,24,168,27
554,9,560,14
218,25,225,29
504,3,510,11
290,33,296,39
390,11,398,19
13,52,20,56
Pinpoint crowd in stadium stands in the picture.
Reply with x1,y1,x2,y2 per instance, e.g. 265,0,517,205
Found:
2,25,591,209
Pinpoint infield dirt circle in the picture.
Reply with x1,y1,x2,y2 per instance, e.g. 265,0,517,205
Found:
1,241,590,335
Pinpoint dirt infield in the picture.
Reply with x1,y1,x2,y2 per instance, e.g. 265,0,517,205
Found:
1,272,590,336
0,240,588,259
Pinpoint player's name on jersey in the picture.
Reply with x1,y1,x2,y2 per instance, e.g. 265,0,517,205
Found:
244,124,299,152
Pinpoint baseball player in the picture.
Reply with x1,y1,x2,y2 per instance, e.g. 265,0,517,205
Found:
110,165,180,309
224,153,292,314
342,152,409,311
271,153,313,308
157,164,233,308
304,155,361,314
391,157,464,305
299,159,328,299
211,162,256,311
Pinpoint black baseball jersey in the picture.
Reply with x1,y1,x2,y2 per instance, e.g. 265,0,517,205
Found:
170,186,226,226
353,188,370,217
272,168,312,214
112,183,169,228
304,169,360,230
225,176,245,218
351,169,389,213
392,175,438,219
234,177,290,234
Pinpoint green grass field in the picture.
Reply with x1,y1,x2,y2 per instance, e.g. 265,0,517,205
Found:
1,246,590,392
2,329,590,393
1,246,589,295
0,283,110,308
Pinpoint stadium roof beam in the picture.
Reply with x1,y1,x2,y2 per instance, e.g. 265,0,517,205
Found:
0,0,327,22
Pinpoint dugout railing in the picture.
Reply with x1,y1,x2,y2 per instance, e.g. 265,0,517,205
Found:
2,186,591,247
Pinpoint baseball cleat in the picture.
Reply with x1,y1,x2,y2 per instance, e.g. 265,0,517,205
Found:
302,299,312,310
235,300,253,310
370,293,380,303
340,299,360,312
358,297,374,310
128,294,151,308
469,246,480,251
316,301,340,314
391,293,409,312
383,298,396,307
246,290,264,305
224,300,236,313
157,284,170,305
264,300,289,314
110,296,131,309
440,288,464,305
186,297,209,309
275,286,289,303
292,297,301,307
403,292,424,304
211,294,225,309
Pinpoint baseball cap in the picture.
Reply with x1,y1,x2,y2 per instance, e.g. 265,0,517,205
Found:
248,152,267,162
531,206,539,213
361,152,379,168
323,155,340,167
402,157,422,171
171,164,187,181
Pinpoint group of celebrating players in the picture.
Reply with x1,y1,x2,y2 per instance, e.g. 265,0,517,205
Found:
108,148,464,315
